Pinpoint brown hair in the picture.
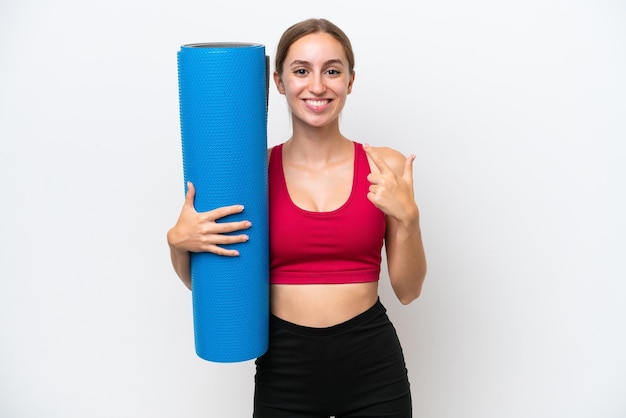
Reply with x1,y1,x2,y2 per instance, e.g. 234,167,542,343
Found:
274,18,355,76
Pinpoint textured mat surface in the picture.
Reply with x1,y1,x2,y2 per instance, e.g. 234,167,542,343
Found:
177,43,269,362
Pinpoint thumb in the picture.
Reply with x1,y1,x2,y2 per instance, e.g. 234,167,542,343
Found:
403,154,415,183
184,181,196,208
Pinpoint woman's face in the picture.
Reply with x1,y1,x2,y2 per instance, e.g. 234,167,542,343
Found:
274,32,355,130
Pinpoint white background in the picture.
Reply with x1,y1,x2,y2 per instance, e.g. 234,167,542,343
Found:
1,0,625,417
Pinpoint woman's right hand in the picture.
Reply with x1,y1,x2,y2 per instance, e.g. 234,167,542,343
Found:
167,181,251,257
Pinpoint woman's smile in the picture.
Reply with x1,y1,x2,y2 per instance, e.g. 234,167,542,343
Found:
303,98,332,111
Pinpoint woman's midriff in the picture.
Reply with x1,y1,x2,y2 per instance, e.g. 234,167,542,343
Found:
270,281,379,328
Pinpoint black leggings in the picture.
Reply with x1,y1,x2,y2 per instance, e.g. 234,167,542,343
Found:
253,299,412,418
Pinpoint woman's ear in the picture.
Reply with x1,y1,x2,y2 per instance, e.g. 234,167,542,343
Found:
274,71,285,95
347,71,355,95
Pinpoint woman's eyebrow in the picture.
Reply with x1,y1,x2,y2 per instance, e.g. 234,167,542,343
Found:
288,59,345,67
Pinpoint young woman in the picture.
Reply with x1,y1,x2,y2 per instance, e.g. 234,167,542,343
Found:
167,18,427,418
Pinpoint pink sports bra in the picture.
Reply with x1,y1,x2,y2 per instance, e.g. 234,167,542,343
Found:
269,141,386,285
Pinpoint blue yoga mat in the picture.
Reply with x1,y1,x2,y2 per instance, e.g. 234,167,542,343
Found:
177,43,269,363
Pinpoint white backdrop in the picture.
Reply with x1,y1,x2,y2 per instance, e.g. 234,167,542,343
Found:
1,0,625,417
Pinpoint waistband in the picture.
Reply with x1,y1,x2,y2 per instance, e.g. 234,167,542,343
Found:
269,297,386,338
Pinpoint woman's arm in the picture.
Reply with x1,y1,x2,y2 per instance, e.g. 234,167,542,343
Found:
168,245,192,290
384,207,427,304
364,144,427,304
166,181,252,290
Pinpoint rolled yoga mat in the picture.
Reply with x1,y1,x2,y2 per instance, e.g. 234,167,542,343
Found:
177,43,269,363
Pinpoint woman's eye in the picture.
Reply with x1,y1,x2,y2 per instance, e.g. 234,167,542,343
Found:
294,69,307,75
327,69,341,76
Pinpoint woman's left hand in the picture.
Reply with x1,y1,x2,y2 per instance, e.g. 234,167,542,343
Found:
364,144,419,227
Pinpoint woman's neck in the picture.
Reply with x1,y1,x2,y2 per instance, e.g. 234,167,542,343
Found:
286,119,352,161
283,134,352,165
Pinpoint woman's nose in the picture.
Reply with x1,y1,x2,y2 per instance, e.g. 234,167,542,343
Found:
308,74,326,94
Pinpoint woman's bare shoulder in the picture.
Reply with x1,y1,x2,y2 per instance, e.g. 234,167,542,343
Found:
365,144,409,176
